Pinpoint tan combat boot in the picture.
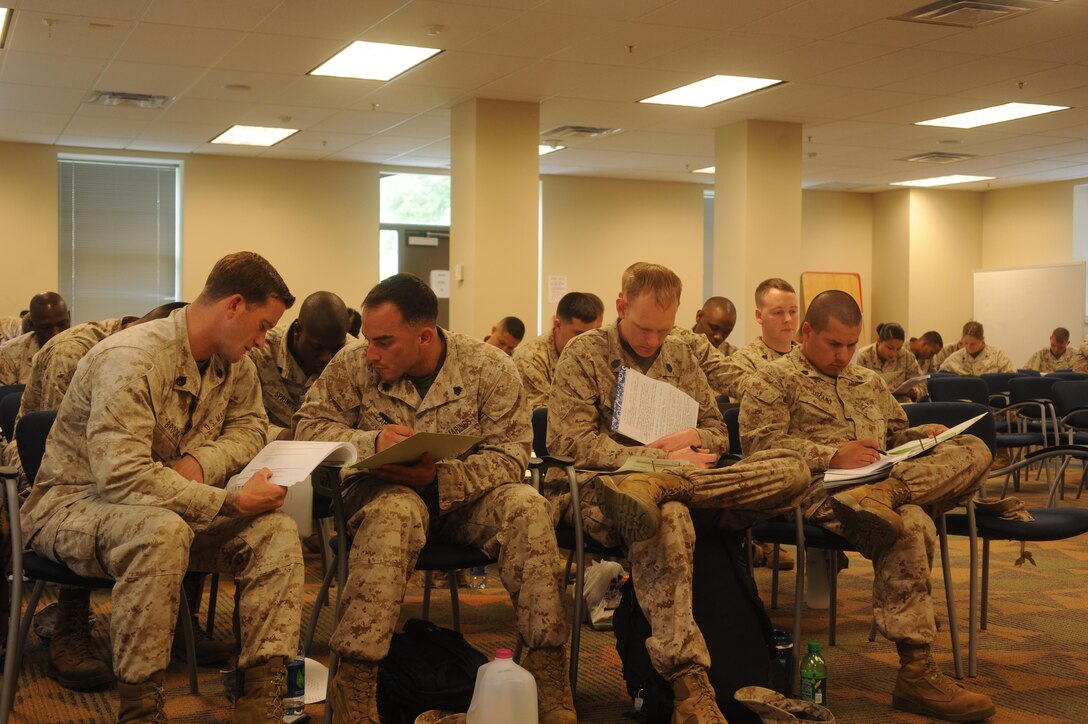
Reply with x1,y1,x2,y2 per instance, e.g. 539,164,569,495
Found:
48,587,115,690
521,646,577,724
827,481,910,558
670,665,728,724
117,671,167,723
330,658,380,724
892,642,996,721
233,656,286,723
596,472,695,544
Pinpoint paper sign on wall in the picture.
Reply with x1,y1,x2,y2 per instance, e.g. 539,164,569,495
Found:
547,275,567,303
430,270,451,298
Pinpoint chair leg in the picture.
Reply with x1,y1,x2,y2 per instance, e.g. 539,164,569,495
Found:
316,518,332,583
205,573,219,638
980,540,990,631
770,556,780,610
304,561,338,652
828,554,837,647
791,512,806,696
422,571,433,621
967,502,979,678
448,573,462,632
324,651,338,724
569,544,587,700
937,516,963,680
178,589,199,695
868,617,877,642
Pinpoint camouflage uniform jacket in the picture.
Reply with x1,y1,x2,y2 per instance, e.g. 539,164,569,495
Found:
248,323,318,442
855,343,923,390
741,347,933,475
721,336,798,401
939,345,1015,375
19,318,127,415
1072,338,1088,373
1023,346,1076,373
669,326,730,397
294,329,531,514
0,331,41,385
718,339,738,358
0,316,22,345
916,353,938,375
546,323,728,473
20,310,267,547
930,344,959,370
512,329,559,410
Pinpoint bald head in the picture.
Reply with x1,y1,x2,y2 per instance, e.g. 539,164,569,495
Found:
291,292,350,376
804,290,862,333
28,292,70,347
693,296,737,348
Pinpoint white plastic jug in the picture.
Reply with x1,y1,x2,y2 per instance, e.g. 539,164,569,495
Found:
465,648,538,724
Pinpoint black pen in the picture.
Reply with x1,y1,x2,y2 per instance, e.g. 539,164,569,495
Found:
379,412,396,425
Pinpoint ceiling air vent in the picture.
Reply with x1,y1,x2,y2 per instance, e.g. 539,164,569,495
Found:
85,90,174,109
892,0,1055,28
541,125,622,139
900,151,977,164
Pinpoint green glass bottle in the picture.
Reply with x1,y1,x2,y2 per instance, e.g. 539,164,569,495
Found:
799,641,827,705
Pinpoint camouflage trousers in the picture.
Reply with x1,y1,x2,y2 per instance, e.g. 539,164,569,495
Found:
809,435,991,645
31,501,303,683
333,481,569,662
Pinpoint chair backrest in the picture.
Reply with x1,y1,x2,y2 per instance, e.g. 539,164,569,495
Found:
1008,376,1058,421
1014,368,1042,376
1048,370,1088,381
14,409,57,485
926,376,989,405
722,405,741,456
1051,381,1088,427
0,383,26,441
980,372,1018,398
903,402,996,455
531,407,548,458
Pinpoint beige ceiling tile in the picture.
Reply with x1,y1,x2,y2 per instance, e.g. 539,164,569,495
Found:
64,108,153,137
714,82,850,117
964,65,1088,103
141,0,282,31
14,0,145,21
394,51,534,90
996,164,1088,183
0,108,69,135
917,2,1087,56
1004,29,1088,65
396,136,450,158
254,0,408,40
192,142,266,156
589,129,711,156
136,120,226,144
6,10,131,58
361,1,521,51
55,134,130,149
234,104,336,130
0,129,63,144
124,138,204,153
158,96,253,127
184,69,298,103
217,33,346,75
981,157,1084,178
344,135,435,155
639,32,810,75
115,23,245,67
265,129,369,152
550,21,719,66
312,109,414,135
459,11,611,58
1006,139,1088,161
847,94,982,125
539,97,653,132
257,147,339,160
829,18,966,49
0,50,107,88
381,113,449,138
812,47,979,89
534,0,674,21
355,83,465,115
881,55,1058,96
0,82,85,114
638,0,804,33
743,0,928,39
949,133,1076,157
96,60,206,97
757,39,897,81
984,106,1088,137
265,76,378,110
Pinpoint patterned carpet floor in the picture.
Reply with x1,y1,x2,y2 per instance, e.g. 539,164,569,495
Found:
6,469,1088,723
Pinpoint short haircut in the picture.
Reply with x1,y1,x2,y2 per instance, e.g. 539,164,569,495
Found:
346,308,362,337
141,301,188,321
585,293,605,318
963,321,984,339
703,296,736,317
877,322,905,342
200,252,295,309
556,292,599,324
298,291,350,336
363,273,438,326
497,316,525,341
805,290,862,332
621,262,682,309
1053,327,1070,343
921,330,943,347
754,278,795,307
29,292,66,318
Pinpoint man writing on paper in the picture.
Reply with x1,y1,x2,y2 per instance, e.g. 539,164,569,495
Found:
294,273,576,724
249,290,351,442
740,290,995,722
546,262,809,722
1022,326,1075,372
513,291,603,410
19,252,304,721
720,278,799,401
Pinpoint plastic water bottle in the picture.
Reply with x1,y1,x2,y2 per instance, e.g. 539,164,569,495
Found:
284,644,305,716
469,565,488,590
799,641,828,706
466,648,538,724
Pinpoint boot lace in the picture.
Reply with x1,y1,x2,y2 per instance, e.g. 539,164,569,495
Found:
921,654,964,693
534,650,568,710
152,682,168,723
267,666,286,720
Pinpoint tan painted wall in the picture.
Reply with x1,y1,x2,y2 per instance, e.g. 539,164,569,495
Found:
981,180,1077,269
908,189,982,342
0,140,380,322
541,175,705,334
800,189,873,320
871,190,911,336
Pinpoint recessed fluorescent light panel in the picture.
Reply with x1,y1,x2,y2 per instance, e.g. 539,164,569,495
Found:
916,102,1068,129
538,144,565,156
211,125,298,147
310,41,442,81
0,8,11,49
890,174,993,188
692,166,715,174
640,75,784,108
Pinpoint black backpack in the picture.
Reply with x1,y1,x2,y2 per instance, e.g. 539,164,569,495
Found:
376,618,489,723
613,514,775,723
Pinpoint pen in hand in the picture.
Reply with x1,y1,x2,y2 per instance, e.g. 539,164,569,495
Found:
379,412,396,425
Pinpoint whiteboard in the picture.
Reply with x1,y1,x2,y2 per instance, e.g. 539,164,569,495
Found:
973,263,1085,369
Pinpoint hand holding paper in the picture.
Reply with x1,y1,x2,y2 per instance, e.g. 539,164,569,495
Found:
233,467,288,515
370,452,437,489
829,438,883,469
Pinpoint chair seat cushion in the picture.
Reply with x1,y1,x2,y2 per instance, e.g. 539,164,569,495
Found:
996,432,1044,447
23,552,113,588
415,545,495,571
751,520,855,551
944,508,1088,541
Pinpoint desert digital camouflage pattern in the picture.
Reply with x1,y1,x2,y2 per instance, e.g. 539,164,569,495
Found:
1022,346,1076,373
720,337,797,401
248,323,322,441
512,328,560,411
939,345,1015,375
0,331,41,385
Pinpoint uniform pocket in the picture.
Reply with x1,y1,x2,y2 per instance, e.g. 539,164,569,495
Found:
52,513,109,580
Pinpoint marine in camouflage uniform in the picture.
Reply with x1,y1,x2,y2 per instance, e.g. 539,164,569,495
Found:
249,324,316,441
855,342,926,401
20,253,301,722
720,336,798,401
296,273,575,724
0,315,23,344
939,344,1015,375
0,331,43,386
1023,346,1076,373
668,325,731,397
718,338,738,357
513,328,560,411
547,322,808,677
740,290,995,721
1072,337,1088,373
0,291,70,385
